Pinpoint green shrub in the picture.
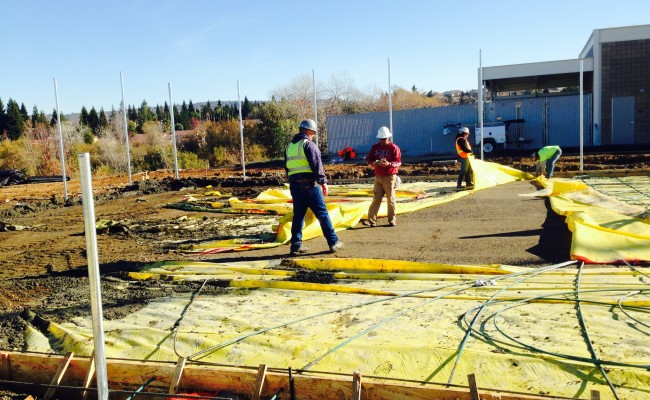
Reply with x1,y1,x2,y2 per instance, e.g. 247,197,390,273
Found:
143,149,166,171
178,151,205,169
245,143,267,163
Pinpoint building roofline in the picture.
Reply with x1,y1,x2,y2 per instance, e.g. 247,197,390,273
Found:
482,58,594,80
581,24,650,57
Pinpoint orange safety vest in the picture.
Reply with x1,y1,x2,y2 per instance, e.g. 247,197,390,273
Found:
456,137,470,158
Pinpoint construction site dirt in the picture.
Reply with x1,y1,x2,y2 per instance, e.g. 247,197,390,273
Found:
0,151,649,398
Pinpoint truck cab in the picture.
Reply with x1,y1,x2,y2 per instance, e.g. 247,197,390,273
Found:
475,119,527,153
475,124,506,153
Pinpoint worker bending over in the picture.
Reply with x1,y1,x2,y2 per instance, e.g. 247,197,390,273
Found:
532,145,562,178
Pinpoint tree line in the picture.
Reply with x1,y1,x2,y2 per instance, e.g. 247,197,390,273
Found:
0,74,476,179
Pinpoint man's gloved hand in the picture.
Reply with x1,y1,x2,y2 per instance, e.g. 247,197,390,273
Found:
321,183,328,196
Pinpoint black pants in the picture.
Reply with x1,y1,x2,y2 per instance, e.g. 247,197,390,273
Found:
457,157,473,187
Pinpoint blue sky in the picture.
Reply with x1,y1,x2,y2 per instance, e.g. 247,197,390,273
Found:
1,1,648,114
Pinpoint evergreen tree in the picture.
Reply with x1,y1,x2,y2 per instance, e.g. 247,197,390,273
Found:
223,104,235,120
202,101,212,121
80,106,89,126
242,96,251,119
155,104,163,121
99,108,109,131
137,100,154,132
49,108,67,126
31,105,39,128
37,111,48,126
173,105,181,128
214,100,223,122
255,101,295,158
109,106,117,124
127,104,138,121
179,101,190,129
88,107,100,135
162,102,171,128
188,100,195,115
50,108,58,126
20,103,30,123
6,99,25,140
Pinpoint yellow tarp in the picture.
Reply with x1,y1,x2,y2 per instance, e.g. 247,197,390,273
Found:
26,259,650,399
187,158,530,253
534,177,650,263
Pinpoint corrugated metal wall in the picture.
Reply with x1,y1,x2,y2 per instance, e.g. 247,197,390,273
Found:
326,105,476,157
326,94,592,157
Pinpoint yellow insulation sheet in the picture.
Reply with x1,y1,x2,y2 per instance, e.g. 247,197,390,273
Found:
187,158,531,253
534,177,650,263
26,259,650,399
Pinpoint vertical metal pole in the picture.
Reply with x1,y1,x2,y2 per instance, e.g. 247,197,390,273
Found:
53,78,69,201
479,49,484,160
78,153,109,400
237,80,246,180
168,83,179,179
120,71,132,185
579,59,584,171
312,69,318,148
387,58,393,135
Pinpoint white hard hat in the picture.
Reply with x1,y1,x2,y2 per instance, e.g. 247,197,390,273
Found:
460,127,470,134
299,119,318,133
377,126,392,139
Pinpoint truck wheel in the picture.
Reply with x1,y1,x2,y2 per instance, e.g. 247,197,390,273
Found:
483,140,495,153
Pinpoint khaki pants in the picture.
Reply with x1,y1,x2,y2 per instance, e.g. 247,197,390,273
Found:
367,174,397,225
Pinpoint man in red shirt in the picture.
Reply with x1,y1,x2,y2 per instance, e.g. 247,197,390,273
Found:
364,126,402,227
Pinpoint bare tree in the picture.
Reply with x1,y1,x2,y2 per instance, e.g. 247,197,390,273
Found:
271,74,313,118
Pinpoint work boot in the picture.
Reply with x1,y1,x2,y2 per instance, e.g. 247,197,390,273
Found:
329,241,344,253
289,246,309,256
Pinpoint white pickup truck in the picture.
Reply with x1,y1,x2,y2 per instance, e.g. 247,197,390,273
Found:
474,125,506,153
474,119,527,153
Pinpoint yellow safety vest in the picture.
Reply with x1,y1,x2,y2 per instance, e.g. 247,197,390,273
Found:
286,139,312,176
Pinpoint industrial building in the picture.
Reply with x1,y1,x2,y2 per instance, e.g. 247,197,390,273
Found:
326,24,650,158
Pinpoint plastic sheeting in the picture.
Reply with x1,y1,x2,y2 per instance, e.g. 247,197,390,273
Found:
578,175,650,212
26,259,650,399
185,158,531,253
532,177,650,263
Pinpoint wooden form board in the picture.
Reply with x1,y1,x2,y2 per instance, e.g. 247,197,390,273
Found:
0,351,563,400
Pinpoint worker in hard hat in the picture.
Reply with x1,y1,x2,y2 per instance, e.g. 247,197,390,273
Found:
455,127,474,189
532,145,562,178
363,126,402,227
285,119,344,255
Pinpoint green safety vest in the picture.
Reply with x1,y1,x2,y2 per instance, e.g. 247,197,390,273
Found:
537,145,560,162
286,139,313,176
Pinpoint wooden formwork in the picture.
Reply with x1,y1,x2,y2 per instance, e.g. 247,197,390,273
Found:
0,350,582,400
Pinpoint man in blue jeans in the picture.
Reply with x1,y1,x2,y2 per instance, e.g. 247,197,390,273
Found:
533,145,562,178
285,119,344,256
